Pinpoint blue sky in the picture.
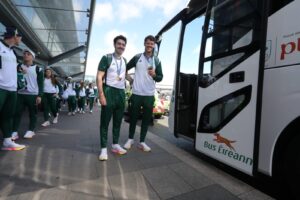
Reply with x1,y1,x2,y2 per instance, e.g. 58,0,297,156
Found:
85,0,190,85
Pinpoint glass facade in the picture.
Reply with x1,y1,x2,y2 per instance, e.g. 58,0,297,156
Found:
0,0,93,79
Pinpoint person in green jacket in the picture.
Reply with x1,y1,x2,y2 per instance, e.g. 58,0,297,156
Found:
86,83,95,113
124,35,163,152
0,27,26,150
97,35,128,161
12,49,44,139
78,80,86,113
41,68,61,127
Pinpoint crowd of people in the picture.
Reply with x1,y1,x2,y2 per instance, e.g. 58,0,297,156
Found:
0,26,164,162
0,27,99,150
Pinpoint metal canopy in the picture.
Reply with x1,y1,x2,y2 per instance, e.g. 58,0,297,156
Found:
0,0,95,80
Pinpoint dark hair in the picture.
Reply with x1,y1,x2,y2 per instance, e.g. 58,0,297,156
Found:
79,82,84,89
144,35,156,43
44,68,57,85
113,35,127,45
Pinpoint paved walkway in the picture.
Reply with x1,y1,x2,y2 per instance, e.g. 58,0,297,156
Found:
0,107,274,200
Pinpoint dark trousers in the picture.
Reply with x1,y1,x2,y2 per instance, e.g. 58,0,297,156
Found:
100,86,125,148
0,89,17,138
129,94,154,142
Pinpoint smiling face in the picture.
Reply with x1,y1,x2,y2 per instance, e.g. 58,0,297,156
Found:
144,39,155,55
114,39,126,56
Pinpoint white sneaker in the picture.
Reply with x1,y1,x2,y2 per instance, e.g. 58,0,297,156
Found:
72,112,75,115
90,110,93,113
41,121,50,127
2,138,25,151
68,112,72,116
99,148,108,161
53,115,58,124
24,131,35,139
82,111,85,114
112,144,127,155
11,132,19,141
124,139,134,150
138,142,151,152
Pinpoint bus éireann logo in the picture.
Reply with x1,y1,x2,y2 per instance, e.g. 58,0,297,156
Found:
213,133,236,151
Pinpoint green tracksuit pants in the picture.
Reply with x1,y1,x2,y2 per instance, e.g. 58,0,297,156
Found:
89,96,95,111
67,96,76,112
129,94,155,142
78,96,86,110
100,86,125,148
0,89,17,138
13,94,37,132
43,93,57,121
56,98,61,112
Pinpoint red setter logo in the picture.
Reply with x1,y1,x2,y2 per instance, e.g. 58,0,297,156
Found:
213,133,236,151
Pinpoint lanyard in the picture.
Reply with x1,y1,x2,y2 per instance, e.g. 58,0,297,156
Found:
144,54,154,67
113,54,122,76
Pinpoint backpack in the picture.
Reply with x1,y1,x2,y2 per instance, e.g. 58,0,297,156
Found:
17,64,40,90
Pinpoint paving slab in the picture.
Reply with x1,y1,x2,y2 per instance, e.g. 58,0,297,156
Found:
169,184,241,200
141,166,193,199
108,171,160,200
0,108,275,200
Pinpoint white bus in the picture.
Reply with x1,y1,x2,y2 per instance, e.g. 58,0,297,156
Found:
156,0,298,198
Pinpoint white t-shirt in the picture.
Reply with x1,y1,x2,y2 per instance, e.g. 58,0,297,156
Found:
0,41,17,91
88,88,95,97
18,64,41,95
79,88,86,97
132,54,156,96
105,56,126,89
66,82,76,96
44,78,56,93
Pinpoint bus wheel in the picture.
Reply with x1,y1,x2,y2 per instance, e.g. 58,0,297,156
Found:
283,134,300,199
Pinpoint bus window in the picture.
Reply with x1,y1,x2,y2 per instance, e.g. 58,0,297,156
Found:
158,22,181,85
199,85,251,132
201,0,260,81
180,16,204,74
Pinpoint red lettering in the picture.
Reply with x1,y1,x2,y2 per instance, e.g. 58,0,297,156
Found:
281,42,296,60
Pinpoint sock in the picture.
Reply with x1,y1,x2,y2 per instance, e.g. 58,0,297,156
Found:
101,148,107,154
128,139,133,143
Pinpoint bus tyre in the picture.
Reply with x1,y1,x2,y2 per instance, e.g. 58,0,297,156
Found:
283,134,300,199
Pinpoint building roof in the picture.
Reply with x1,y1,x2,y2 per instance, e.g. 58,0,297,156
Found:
0,0,96,80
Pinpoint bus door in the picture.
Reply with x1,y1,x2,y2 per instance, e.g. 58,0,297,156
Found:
170,15,205,140
195,0,265,175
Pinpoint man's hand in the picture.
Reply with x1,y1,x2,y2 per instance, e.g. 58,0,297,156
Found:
99,93,107,106
148,68,156,78
36,96,42,105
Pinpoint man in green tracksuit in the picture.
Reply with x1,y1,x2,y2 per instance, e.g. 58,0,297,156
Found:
97,35,128,161
0,27,26,150
12,49,43,139
124,35,163,152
